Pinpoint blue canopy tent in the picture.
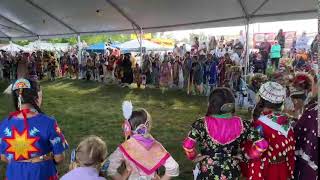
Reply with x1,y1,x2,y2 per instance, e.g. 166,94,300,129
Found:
86,42,120,53
86,42,106,53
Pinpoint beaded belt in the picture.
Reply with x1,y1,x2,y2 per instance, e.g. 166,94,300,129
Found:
19,153,53,163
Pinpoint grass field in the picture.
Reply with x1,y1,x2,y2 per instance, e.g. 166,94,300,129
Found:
0,79,251,179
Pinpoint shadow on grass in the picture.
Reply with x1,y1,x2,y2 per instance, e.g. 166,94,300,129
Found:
0,79,252,180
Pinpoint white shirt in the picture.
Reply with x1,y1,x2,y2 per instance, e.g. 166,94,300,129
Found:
231,53,241,65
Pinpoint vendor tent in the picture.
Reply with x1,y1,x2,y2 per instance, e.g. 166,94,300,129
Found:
86,42,106,50
25,40,54,51
86,42,106,53
118,39,170,52
24,40,70,51
0,0,316,40
86,42,120,53
0,42,26,52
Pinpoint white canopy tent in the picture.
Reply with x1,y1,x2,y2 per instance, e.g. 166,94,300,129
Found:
118,39,171,52
0,42,26,52
24,40,70,51
0,0,316,40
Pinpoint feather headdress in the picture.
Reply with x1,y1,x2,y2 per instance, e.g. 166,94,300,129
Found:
122,101,133,120
122,101,133,140
3,84,13,94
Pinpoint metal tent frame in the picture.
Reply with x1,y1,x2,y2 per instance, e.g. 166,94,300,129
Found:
0,0,317,71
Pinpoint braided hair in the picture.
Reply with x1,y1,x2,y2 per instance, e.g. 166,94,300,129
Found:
12,79,43,113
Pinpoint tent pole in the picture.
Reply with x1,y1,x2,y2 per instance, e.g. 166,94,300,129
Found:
140,28,143,58
77,35,81,65
244,19,250,77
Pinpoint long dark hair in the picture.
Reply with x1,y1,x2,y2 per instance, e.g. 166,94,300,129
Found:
206,87,235,116
12,79,43,113
252,97,283,120
129,109,151,131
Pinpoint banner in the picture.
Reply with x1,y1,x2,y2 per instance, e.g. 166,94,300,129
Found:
150,38,175,48
253,31,296,49
130,33,152,40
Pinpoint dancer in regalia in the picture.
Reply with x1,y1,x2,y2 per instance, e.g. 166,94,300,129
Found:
183,87,267,180
121,53,133,86
248,82,295,180
107,101,179,180
0,79,68,180
290,73,318,180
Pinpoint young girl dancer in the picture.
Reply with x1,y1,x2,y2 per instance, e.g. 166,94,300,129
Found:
107,101,179,180
0,78,68,180
248,81,295,180
183,87,267,180
61,135,110,180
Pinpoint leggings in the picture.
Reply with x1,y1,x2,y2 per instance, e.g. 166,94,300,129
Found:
271,58,279,70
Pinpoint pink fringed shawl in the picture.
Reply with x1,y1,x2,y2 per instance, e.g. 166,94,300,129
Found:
119,138,170,175
204,116,244,145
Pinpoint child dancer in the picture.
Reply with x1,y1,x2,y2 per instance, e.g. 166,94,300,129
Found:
61,135,112,180
248,82,295,180
183,87,267,180
108,101,179,180
0,79,68,180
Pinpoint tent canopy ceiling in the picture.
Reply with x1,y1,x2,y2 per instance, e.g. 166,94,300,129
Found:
0,0,317,40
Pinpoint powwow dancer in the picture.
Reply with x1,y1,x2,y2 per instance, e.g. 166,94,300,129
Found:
290,73,318,180
0,79,68,180
107,101,179,180
247,82,295,180
183,88,267,180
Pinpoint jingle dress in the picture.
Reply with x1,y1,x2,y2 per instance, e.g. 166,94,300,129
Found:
0,113,68,180
183,114,266,180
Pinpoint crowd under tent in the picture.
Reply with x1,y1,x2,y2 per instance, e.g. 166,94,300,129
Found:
0,0,316,40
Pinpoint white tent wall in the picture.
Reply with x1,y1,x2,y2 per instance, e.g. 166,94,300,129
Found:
0,0,317,39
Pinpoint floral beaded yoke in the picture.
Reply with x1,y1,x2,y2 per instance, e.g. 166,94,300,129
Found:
183,114,266,180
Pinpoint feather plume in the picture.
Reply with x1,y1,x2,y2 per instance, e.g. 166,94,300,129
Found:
3,84,12,95
122,101,133,120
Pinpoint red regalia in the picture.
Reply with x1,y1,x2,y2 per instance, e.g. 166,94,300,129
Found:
246,112,295,180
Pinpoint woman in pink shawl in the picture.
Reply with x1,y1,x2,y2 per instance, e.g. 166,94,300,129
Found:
107,102,179,180
183,88,267,180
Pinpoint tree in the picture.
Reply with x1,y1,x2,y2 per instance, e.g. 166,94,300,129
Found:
13,40,30,46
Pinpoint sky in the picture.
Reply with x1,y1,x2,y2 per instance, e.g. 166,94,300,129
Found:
164,19,318,41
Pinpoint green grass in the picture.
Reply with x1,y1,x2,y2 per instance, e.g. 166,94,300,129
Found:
0,79,251,179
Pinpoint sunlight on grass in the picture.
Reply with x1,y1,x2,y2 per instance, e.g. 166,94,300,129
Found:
0,79,251,179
